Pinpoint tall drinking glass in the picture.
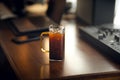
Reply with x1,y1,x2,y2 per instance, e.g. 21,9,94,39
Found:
40,25,65,61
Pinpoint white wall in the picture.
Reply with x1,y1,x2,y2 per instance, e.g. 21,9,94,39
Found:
114,0,120,26
66,0,77,13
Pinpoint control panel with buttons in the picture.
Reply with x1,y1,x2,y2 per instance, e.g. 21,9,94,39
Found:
79,24,120,63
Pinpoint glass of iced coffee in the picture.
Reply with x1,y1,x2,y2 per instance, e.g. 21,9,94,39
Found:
40,25,65,61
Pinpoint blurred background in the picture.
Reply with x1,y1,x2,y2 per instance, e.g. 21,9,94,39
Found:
0,0,119,26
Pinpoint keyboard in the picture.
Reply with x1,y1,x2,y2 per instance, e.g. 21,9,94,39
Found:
79,24,120,63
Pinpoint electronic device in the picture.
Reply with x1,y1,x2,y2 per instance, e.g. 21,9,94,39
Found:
79,24,120,63
9,17,48,36
12,35,40,44
8,16,57,36
5,16,57,44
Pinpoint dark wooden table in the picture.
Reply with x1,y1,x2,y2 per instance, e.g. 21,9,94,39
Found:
0,18,120,80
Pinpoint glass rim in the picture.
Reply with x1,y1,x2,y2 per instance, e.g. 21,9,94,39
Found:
49,24,65,29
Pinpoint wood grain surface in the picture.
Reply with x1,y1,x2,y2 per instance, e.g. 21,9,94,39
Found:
0,19,120,80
